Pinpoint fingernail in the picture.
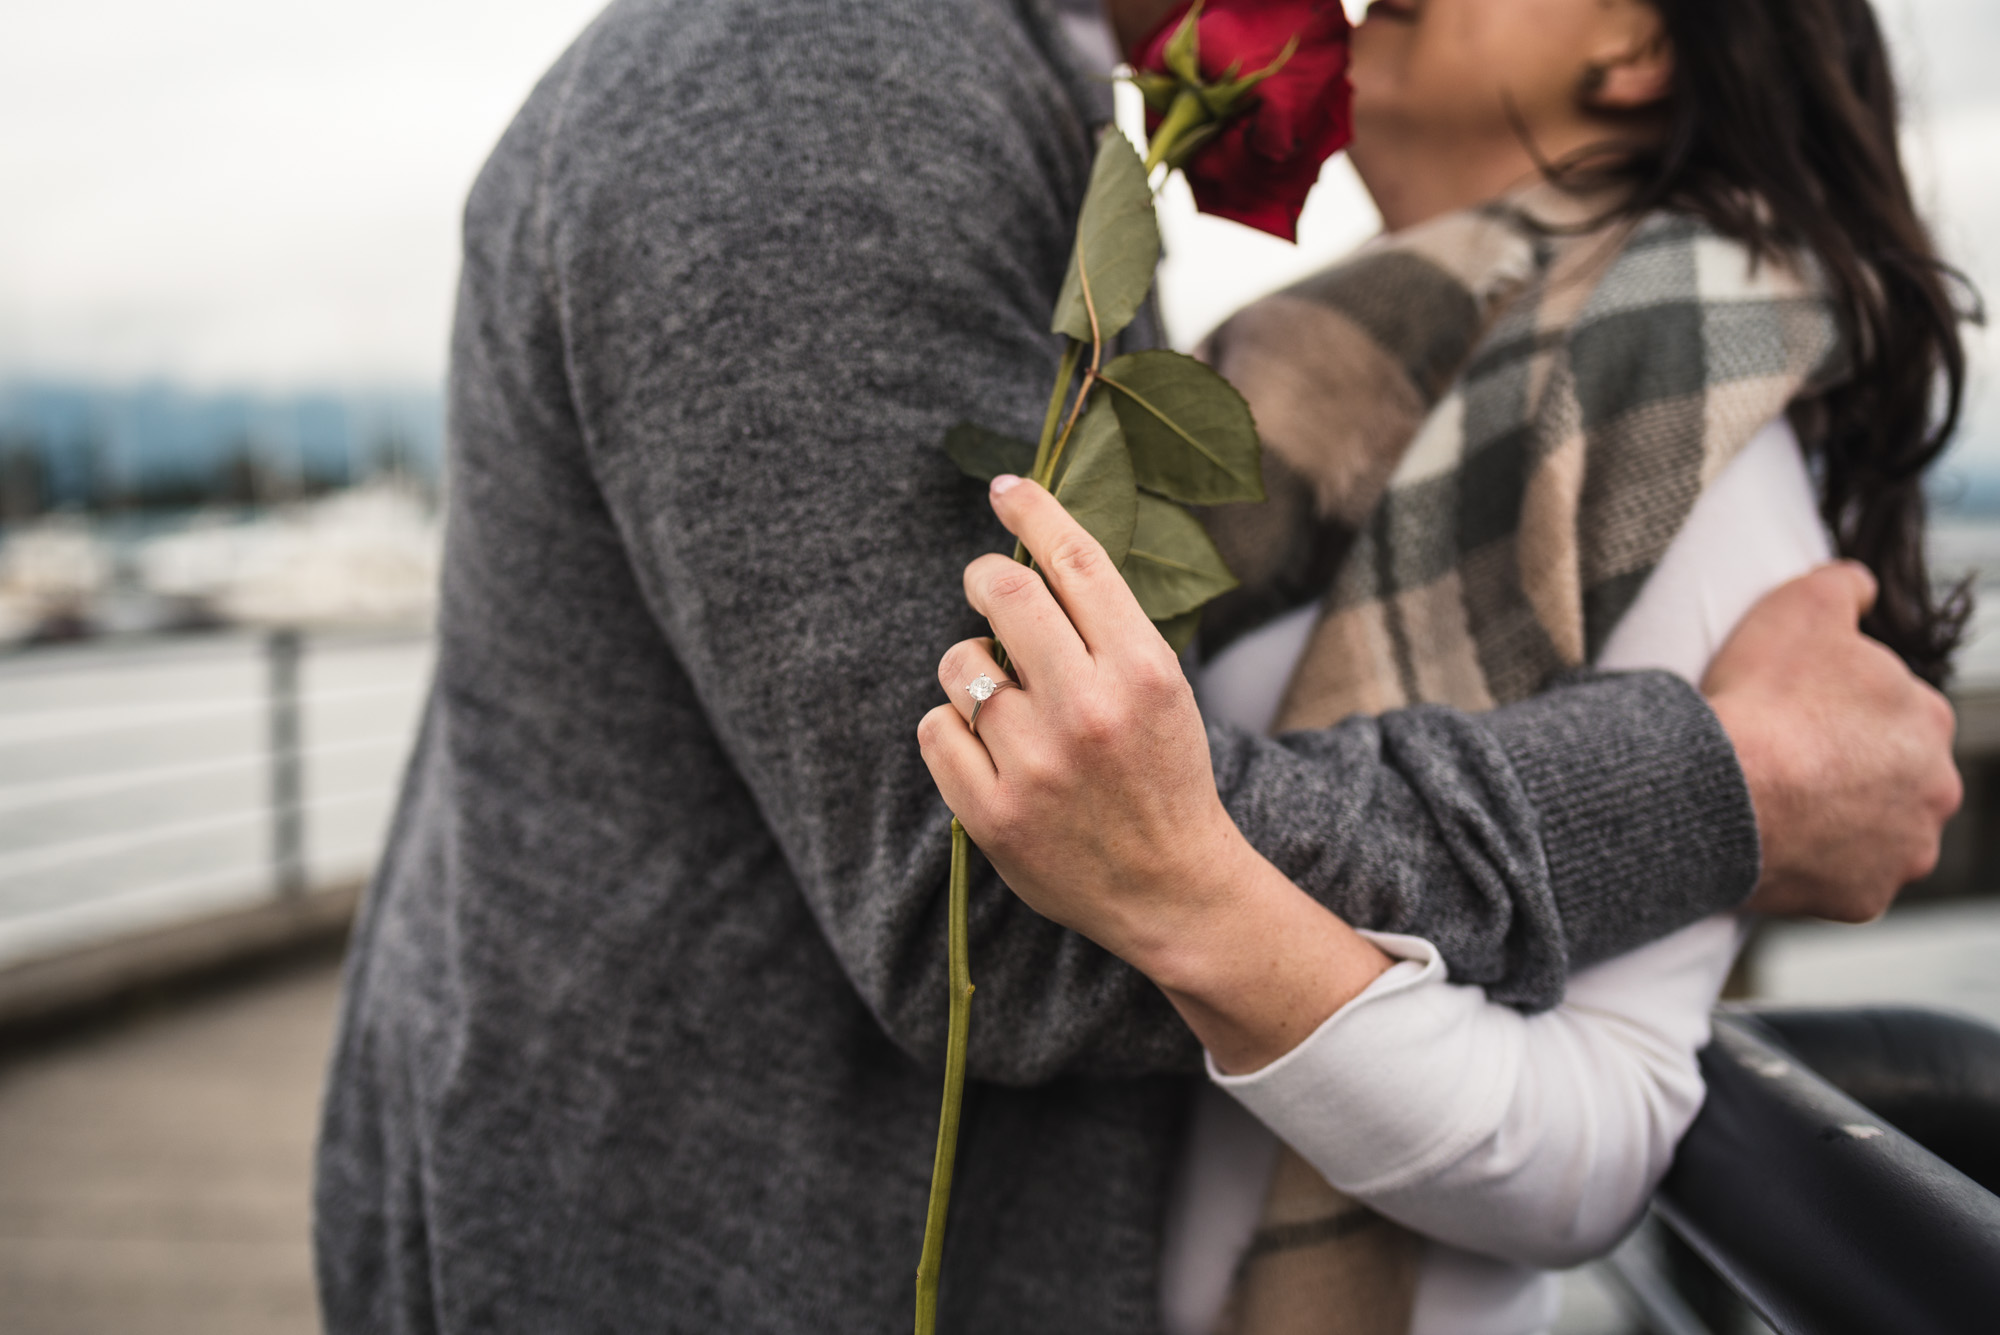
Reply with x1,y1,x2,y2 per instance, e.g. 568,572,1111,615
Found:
991,474,1022,496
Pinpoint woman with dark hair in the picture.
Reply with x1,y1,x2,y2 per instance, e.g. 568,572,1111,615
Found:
921,0,1971,1330
1541,0,1970,684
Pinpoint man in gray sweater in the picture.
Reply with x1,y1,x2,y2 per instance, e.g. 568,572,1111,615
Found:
313,1,1958,1330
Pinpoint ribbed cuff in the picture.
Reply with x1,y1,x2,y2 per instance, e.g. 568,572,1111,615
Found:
1484,670,1760,970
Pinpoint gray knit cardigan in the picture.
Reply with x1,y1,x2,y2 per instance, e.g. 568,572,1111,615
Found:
312,1,1758,1330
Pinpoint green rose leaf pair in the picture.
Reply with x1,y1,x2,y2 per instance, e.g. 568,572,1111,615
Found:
944,124,1265,654
945,349,1261,509
945,371,1260,654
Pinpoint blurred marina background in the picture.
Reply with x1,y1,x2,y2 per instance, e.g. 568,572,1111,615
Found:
1,1,1997,1333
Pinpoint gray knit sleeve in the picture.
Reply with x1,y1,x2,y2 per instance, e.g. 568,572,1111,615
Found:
534,0,1758,1089
1212,671,1758,1012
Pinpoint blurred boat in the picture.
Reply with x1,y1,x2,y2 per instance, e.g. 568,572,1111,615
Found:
0,481,439,649
137,482,439,629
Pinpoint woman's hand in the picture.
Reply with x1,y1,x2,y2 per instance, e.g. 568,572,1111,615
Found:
917,475,1391,1073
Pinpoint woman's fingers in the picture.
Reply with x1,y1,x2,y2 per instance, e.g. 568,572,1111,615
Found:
986,475,1157,654
915,702,997,821
936,636,1039,773
962,550,1090,690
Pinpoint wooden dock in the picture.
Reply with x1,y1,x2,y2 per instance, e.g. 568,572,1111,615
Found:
0,953,339,1335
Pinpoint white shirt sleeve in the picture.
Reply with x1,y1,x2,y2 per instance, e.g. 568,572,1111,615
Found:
1204,419,1832,1268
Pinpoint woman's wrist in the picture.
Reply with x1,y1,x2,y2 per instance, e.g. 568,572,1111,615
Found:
1120,821,1396,1075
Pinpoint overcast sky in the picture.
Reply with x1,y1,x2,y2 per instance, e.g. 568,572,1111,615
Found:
0,0,607,389
2,0,1997,453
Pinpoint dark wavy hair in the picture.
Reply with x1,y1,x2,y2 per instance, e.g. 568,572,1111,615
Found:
1566,0,1975,684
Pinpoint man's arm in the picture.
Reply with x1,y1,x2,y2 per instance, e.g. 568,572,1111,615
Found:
1211,669,1755,1007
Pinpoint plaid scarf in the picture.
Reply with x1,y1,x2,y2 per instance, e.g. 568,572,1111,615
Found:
1197,187,1842,1334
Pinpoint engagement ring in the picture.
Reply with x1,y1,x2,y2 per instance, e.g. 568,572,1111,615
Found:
965,673,1018,738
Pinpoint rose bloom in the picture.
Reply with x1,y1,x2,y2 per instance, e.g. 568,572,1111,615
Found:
1129,0,1353,242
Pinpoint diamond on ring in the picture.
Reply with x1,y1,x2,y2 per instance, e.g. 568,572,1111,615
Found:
965,673,1017,739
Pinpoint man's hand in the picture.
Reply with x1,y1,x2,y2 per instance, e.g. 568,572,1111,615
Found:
1704,562,1961,921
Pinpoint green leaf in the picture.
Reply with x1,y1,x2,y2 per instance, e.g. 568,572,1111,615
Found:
1052,133,1161,347
1050,396,1137,569
943,421,1036,482
1100,350,1265,505
1122,493,1238,621
1153,609,1203,654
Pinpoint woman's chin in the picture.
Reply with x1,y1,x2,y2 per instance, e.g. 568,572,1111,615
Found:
1343,101,1419,165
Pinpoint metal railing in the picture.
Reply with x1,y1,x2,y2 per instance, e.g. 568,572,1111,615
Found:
1582,1006,2000,1335
0,628,431,968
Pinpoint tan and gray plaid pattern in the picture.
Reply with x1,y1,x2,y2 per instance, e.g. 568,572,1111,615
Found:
1196,189,1842,1332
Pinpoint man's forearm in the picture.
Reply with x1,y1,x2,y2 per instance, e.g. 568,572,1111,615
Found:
1487,672,1758,971
1215,670,1757,1011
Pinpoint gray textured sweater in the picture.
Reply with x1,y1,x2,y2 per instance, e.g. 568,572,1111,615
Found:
312,1,1759,1330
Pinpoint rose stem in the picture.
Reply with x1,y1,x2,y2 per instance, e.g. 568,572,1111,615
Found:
918,338,1082,1330
1144,89,1208,173
914,816,976,1335
1009,338,1086,575
1030,339,1083,482
1038,244,1106,494
915,172,1109,1333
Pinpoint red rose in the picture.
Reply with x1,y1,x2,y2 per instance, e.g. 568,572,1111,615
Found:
1128,0,1353,242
